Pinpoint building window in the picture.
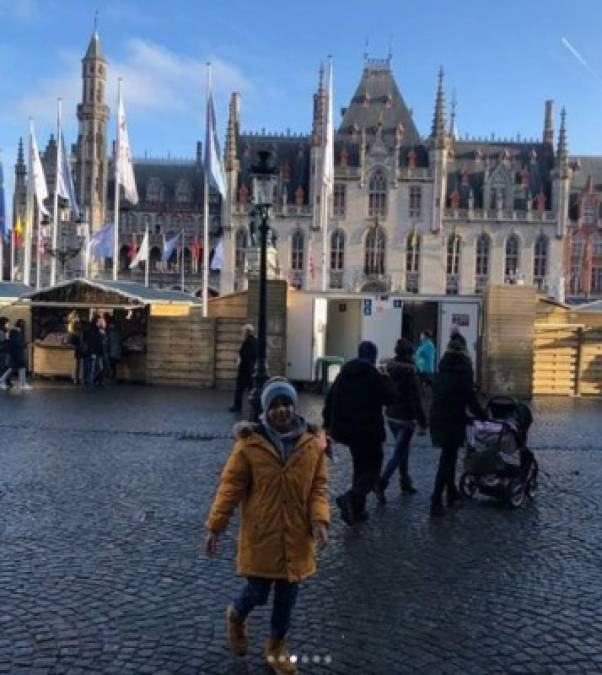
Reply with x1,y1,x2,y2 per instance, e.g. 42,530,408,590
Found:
406,232,420,293
571,232,585,257
582,197,598,226
409,186,422,218
333,183,346,218
329,229,345,289
505,235,521,283
176,180,192,204
368,169,387,218
364,227,385,275
533,235,548,291
146,178,164,203
291,230,304,271
290,230,304,290
150,246,162,271
475,234,490,294
446,234,461,295
593,233,602,256
569,265,581,295
235,229,247,275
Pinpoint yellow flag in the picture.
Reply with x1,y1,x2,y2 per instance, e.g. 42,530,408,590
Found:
14,217,23,236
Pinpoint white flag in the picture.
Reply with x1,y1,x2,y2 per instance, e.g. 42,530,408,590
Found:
210,238,224,271
28,120,49,216
204,77,226,197
117,88,139,205
56,127,80,218
322,58,335,197
130,230,148,269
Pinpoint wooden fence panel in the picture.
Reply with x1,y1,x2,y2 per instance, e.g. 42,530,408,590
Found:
533,324,580,395
578,331,602,396
215,318,246,391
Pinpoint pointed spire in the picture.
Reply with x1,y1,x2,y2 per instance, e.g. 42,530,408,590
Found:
449,88,458,141
543,100,554,146
16,137,25,170
85,17,105,61
431,66,447,147
225,93,240,171
312,63,326,146
557,106,568,170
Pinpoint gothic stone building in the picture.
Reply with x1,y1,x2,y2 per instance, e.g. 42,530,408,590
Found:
221,57,602,303
12,30,221,293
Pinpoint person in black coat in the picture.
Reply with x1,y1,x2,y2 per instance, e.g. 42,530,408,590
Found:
230,324,258,413
81,315,104,388
323,340,397,525
0,319,31,391
375,338,427,501
429,338,486,516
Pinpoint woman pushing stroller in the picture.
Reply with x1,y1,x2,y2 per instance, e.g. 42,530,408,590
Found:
429,337,486,517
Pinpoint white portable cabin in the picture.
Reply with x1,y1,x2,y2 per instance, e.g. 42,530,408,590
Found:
286,290,482,382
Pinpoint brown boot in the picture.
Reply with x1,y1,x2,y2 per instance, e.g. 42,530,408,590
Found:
225,604,248,656
264,637,298,674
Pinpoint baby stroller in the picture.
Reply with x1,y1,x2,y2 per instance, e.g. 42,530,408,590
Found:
460,396,538,508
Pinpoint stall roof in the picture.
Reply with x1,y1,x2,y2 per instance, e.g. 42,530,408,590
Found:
573,299,602,314
19,278,202,306
0,281,32,302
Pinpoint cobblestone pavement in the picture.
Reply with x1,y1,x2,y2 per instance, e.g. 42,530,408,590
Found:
1,383,601,674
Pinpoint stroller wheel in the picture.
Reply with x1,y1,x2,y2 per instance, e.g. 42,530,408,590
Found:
460,473,478,499
526,459,539,499
506,477,526,508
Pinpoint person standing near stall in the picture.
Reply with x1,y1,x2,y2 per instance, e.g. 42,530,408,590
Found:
415,329,436,388
0,319,31,391
229,324,258,413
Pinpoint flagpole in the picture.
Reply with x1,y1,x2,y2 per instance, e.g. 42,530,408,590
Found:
202,62,211,317
24,119,34,286
10,229,15,281
113,78,122,281
144,224,149,288
84,206,90,279
51,99,61,286
181,228,185,291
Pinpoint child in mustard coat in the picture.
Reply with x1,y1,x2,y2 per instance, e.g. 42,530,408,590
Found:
205,377,330,674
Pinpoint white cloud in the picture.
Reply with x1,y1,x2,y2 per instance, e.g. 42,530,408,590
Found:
1,38,254,135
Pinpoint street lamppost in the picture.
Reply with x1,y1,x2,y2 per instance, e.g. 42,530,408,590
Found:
248,150,278,422
45,218,86,283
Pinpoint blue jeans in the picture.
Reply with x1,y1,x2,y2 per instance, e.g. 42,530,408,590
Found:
382,420,415,485
234,577,299,640
83,356,100,388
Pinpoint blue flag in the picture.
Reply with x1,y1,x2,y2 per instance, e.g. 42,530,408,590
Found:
204,87,226,197
162,231,181,263
88,222,114,259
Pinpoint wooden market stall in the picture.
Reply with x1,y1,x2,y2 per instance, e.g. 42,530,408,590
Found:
15,279,201,383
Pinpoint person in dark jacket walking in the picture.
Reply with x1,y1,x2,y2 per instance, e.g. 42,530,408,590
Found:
0,317,9,379
0,319,31,391
81,315,104,388
323,340,396,525
429,338,486,516
375,338,427,502
229,324,258,413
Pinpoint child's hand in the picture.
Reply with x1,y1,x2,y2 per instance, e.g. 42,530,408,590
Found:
312,522,329,549
205,530,219,557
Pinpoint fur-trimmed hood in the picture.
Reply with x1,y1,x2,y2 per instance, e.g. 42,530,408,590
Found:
233,418,319,440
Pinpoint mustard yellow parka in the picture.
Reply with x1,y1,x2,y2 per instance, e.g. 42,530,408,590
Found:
206,422,330,582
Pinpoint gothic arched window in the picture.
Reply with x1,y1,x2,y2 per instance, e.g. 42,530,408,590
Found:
368,169,387,217
364,227,385,275
146,178,164,203
475,233,490,293
533,235,548,290
505,234,521,283
235,229,247,275
291,230,304,271
330,229,345,271
405,231,421,293
176,179,192,204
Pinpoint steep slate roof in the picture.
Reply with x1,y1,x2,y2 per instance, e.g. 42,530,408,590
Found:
446,141,554,210
108,159,206,207
338,60,421,146
237,134,311,202
85,31,105,61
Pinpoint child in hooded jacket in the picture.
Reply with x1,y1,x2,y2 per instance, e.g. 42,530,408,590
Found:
205,377,329,674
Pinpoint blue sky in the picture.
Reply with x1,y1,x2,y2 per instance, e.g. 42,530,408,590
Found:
1,0,602,228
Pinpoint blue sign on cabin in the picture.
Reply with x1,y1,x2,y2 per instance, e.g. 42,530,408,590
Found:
363,299,372,316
